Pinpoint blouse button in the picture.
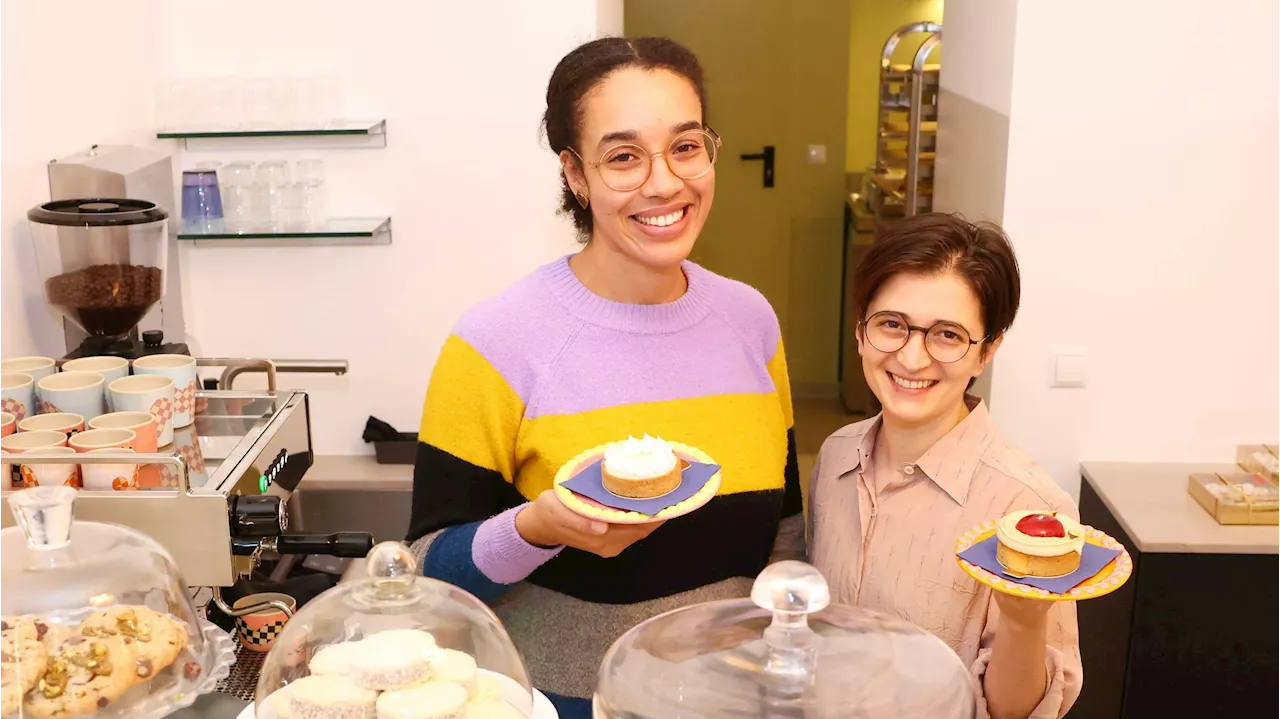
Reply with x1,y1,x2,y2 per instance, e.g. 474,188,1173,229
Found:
903,464,916,475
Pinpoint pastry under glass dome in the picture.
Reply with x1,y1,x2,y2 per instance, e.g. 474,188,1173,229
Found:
1,486,235,719
594,561,976,719
252,541,536,718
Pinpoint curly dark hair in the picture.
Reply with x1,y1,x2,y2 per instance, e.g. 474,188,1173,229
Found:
542,37,707,241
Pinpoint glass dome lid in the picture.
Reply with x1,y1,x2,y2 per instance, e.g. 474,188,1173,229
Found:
1,486,235,719
594,561,976,719
253,541,536,718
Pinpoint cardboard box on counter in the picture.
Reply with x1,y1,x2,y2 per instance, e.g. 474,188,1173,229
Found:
1187,472,1279,525
1236,444,1279,483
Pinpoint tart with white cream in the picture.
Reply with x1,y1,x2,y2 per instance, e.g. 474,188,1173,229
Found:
600,435,682,499
995,510,1084,578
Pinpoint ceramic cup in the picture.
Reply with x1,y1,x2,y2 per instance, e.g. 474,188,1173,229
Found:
1,430,70,487
69,428,135,453
1,357,56,384
18,412,85,436
233,593,297,652
1,412,14,438
17,446,80,488
132,355,197,428
1,372,36,422
81,448,139,491
36,371,106,421
109,375,174,446
171,423,208,489
88,412,158,452
90,411,161,489
62,356,130,411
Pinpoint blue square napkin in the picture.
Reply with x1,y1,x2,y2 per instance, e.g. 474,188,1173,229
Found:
560,458,720,515
957,536,1122,594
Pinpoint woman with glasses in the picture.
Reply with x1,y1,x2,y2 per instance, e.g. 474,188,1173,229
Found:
808,213,1082,719
405,37,802,717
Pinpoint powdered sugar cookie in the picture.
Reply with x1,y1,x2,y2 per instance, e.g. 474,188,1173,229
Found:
427,649,477,691
347,629,437,690
287,674,377,719
376,681,468,719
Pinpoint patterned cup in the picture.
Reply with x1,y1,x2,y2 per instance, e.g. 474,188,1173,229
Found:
69,428,135,453
18,413,85,436
1,412,14,438
109,375,174,446
233,593,296,652
132,355,197,428
37,371,106,421
1,357,56,384
91,412,161,489
62,357,130,411
81,448,140,491
89,412,158,452
17,446,80,488
1,430,70,487
171,423,208,489
1,372,36,422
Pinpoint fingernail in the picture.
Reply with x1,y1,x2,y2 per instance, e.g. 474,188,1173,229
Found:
589,521,607,534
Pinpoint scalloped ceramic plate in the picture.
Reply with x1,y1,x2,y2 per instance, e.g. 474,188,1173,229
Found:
553,441,721,525
955,521,1133,602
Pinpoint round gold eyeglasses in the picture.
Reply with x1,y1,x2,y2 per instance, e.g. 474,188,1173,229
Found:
569,127,723,192
860,311,987,364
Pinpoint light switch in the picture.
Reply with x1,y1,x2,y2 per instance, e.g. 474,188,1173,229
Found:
1052,350,1087,388
806,145,827,165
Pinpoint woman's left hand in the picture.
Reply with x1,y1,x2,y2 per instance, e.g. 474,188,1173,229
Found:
991,590,1054,630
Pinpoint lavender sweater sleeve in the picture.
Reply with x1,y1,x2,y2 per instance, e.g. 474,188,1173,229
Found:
419,504,562,603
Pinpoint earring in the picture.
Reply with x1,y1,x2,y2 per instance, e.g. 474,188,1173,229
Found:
575,191,589,209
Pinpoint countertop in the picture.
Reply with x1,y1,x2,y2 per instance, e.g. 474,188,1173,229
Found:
303,453,412,490
171,693,247,719
1080,461,1279,555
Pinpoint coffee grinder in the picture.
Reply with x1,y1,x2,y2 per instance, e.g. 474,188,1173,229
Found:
27,198,189,358
36,144,188,359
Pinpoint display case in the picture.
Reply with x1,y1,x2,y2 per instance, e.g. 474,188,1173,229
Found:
870,22,942,222
252,542,538,718
1,486,235,718
594,561,974,718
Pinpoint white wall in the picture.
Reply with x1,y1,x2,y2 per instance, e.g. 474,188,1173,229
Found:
989,0,1279,496
2,0,610,455
0,0,172,357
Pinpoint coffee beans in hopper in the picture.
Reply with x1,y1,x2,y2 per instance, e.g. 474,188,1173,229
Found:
45,264,163,337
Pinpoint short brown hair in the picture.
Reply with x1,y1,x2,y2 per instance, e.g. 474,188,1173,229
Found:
852,213,1021,348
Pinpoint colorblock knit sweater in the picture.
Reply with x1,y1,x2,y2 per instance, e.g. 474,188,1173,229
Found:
407,255,803,716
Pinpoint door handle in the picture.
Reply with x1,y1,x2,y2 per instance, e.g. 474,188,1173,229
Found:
740,146,775,188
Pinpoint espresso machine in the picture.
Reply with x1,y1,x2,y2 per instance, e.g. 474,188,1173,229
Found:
5,145,365,660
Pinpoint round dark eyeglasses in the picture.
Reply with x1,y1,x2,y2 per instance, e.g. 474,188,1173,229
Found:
859,311,987,364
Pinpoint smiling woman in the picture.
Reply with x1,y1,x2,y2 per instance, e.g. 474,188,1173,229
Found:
405,37,802,719
809,213,1084,719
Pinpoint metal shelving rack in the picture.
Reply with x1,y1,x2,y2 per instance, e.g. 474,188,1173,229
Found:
870,22,942,221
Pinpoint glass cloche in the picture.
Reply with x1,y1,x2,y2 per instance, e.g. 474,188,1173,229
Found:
1,486,235,719
594,561,976,719
253,541,537,718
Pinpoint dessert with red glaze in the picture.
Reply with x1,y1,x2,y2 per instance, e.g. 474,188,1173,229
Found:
995,510,1084,578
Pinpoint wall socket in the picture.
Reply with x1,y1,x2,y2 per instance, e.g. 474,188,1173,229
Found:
1052,348,1088,388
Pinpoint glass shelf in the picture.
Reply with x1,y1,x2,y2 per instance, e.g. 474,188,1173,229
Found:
178,217,391,247
158,120,386,149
